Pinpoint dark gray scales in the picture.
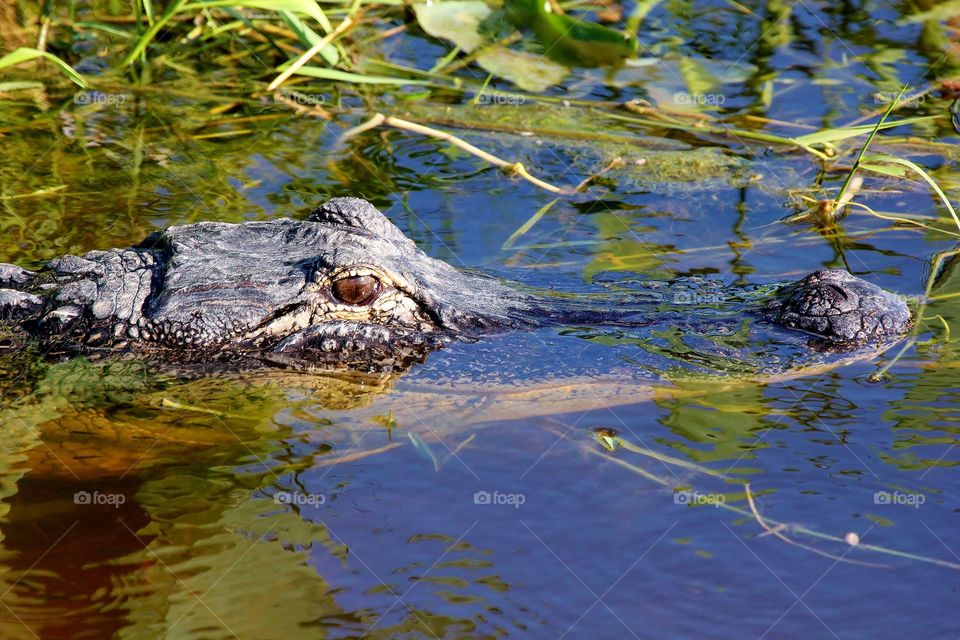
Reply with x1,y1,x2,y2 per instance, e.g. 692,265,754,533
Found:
0,198,913,371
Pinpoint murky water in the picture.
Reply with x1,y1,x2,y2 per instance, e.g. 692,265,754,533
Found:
1,1,960,638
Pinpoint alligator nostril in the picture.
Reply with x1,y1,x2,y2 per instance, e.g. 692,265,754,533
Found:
826,283,850,300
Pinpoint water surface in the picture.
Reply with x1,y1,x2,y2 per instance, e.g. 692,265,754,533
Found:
1,1,960,637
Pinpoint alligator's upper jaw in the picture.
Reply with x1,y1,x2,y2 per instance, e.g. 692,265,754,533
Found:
762,269,913,350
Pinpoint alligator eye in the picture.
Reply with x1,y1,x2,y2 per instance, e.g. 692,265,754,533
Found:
331,274,381,306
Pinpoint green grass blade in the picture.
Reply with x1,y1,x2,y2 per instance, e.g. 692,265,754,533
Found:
502,198,560,250
0,81,45,91
290,65,431,84
862,154,960,232
859,163,907,178
122,0,188,66
832,85,906,215
277,9,341,70
0,47,89,87
279,8,328,50
792,115,936,146
74,21,137,39
142,0,156,24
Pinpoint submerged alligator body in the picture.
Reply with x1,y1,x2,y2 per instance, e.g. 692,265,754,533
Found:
0,198,912,371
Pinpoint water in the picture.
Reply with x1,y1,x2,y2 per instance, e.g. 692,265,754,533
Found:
1,1,960,637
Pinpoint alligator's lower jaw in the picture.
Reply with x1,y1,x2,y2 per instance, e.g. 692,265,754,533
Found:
265,321,450,373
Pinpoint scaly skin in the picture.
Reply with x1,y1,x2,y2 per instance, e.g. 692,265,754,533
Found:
0,198,914,371
762,269,913,349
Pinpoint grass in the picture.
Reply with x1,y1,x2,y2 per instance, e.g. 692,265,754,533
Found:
2,2,956,276
0,4,952,149
0,47,89,87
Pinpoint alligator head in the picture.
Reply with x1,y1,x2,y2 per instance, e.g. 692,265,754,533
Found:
3,198,543,371
762,268,913,350
0,198,913,372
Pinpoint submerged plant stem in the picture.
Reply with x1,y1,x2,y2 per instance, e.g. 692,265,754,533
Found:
745,483,885,567
313,442,403,467
340,113,575,195
552,425,960,571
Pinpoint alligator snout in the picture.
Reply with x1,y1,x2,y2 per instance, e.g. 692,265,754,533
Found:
763,269,913,348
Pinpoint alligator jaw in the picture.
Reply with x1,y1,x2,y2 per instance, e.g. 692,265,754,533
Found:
266,320,450,372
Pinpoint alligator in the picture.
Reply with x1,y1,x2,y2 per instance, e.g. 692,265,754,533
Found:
0,197,913,372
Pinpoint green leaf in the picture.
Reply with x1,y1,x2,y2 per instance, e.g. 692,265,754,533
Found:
414,1,568,92
504,0,638,67
279,9,338,65
73,21,137,39
291,65,431,84
415,1,486,50
0,48,89,88
792,116,938,146
859,162,908,178
0,81,45,91
677,55,718,98
475,47,568,92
